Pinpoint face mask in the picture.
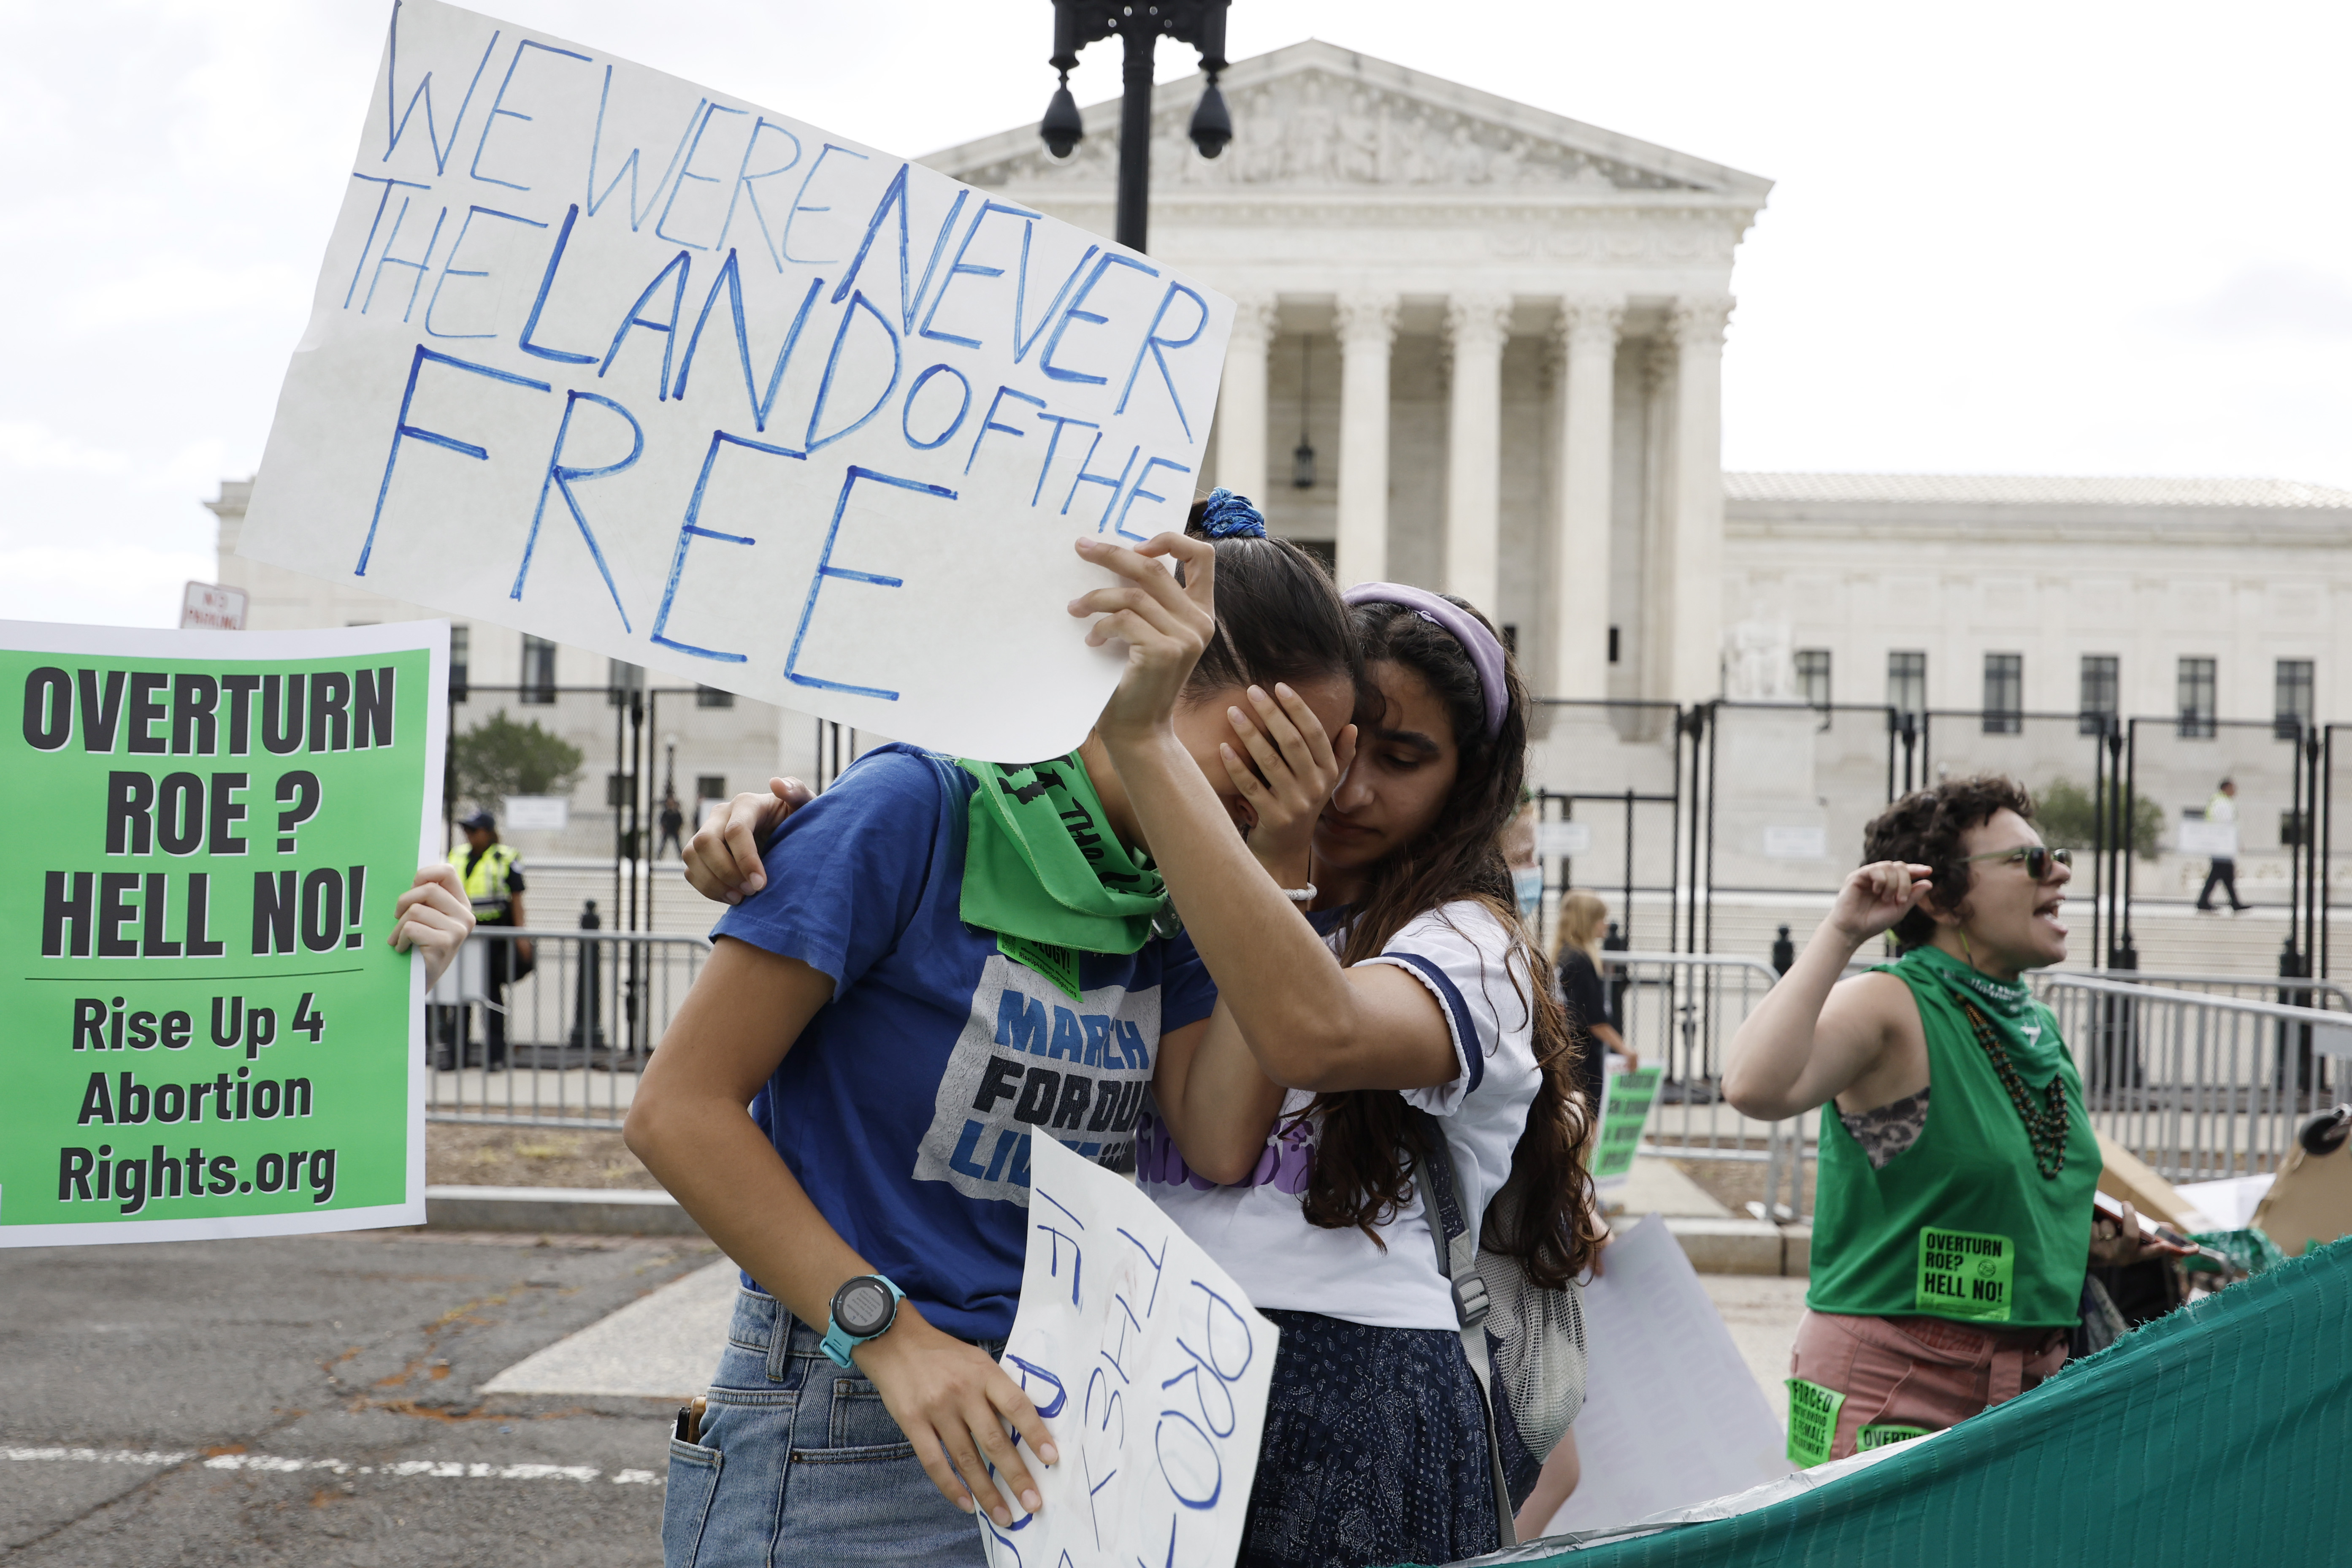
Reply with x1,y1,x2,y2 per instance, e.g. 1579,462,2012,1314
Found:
1513,865,1544,917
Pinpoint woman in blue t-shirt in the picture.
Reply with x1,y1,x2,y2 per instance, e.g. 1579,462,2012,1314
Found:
627,496,1359,1568
1085,537,1605,1568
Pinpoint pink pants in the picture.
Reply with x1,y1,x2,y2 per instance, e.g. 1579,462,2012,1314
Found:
1789,1311,2068,1461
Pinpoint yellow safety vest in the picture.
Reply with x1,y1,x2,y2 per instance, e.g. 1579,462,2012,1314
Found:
450,841,522,923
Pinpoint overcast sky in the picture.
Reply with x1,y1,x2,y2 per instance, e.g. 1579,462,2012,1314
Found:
5,0,2348,628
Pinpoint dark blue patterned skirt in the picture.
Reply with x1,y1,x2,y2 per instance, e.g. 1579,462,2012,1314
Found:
1240,1310,1539,1568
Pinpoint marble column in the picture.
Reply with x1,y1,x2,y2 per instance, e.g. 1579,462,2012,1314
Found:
1442,293,1512,612
1550,296,1623,701
1215,295,1278,502
1666,296,1733,701
1334,292,1398,588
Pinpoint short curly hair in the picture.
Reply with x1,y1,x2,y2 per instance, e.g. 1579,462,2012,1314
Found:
1862,775,2037,949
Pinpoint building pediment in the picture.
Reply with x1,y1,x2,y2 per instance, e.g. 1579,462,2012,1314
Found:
926,39,1770,204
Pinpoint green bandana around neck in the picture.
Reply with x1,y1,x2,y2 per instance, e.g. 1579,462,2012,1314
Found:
1902,944,2061,1068
957,755,1167,976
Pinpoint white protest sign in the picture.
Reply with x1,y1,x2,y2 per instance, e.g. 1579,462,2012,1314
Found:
240,0,1233,762
1536,820,1591,858
1536,1215,1791,1536
2178,817,2238,858
985,1132,1276,1568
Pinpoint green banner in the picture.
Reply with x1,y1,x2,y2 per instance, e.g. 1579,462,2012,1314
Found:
2,620,446,1246
1592,1067,1663,1184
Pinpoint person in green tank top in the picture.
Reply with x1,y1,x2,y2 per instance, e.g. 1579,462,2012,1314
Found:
1724,776,2186,1465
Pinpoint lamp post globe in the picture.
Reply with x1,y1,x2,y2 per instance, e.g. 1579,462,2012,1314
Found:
1036,0,1234,254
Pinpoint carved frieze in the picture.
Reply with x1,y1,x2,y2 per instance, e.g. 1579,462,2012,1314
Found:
953,69,1710,194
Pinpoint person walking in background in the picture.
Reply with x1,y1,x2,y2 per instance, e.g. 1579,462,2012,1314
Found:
1554,890,1632,1118
657,789,687,860
2195,777,2248,913
440,809,528,1072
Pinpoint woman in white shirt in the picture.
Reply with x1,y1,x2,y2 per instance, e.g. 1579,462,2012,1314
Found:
1089,543,1602,1568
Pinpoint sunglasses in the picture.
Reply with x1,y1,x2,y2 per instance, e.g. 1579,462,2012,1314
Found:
1964,845,2072,882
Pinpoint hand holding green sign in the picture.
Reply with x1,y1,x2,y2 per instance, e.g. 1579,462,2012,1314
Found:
3,620,448,1247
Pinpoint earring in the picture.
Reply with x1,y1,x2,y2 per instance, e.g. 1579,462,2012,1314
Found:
1959,929,1977,970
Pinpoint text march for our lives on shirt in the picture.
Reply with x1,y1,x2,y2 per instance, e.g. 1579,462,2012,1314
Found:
711,745,1215,1343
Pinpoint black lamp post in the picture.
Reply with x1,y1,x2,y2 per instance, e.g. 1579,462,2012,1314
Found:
1041,0,1232,255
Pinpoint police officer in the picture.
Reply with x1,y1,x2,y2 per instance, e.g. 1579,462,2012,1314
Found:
441,809,529,1071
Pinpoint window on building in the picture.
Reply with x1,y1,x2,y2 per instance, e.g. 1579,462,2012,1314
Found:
2078,654,2117,736
520,636,557,704
2177,657,2217,739
1795,649,1831,708
606,771,637,808
1887,651,1926,718
696,684,735,709
1982,653,2023,734
2276,659,2315,741
608,658,645,707
696,775,727,801
449,624,470,703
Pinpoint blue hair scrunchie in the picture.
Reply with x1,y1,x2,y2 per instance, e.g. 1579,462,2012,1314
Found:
1198,487,1267,539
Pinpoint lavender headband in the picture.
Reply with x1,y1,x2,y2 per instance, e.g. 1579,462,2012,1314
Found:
1342,582,1508,739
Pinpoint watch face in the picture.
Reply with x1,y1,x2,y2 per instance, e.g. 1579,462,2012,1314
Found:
834,1277,895,1338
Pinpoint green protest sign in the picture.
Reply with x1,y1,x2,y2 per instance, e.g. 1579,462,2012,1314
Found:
2,621,447,1246
1591,1067,1663,1186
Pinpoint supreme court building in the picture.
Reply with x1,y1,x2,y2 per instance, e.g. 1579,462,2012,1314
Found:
214,38,2352,901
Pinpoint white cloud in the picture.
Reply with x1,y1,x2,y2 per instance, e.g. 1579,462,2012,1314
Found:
0,422,131,476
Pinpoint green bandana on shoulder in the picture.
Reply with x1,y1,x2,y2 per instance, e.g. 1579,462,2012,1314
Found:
958,755,1168,986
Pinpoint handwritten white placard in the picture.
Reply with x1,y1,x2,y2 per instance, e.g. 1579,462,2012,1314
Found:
240,0,1232,763
984,1132,1277,1568
1536,1214,1791,1536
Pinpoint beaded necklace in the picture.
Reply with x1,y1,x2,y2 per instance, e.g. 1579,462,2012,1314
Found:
1955,997,2071,1180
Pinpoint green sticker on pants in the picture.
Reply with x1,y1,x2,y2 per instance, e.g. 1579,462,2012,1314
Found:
1916,1227,2014,1321
1857,1424,1928,1451
1786,1378,1845,1467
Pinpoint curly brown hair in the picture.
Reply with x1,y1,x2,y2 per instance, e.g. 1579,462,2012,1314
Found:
1862,775,2037,949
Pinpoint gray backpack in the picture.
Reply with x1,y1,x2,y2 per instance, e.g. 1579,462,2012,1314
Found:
1412,1113,1588,1550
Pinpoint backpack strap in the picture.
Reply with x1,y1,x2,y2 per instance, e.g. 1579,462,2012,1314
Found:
1410,1108,1517,1550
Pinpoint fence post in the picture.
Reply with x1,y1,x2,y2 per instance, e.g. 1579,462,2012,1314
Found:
571,899,606,1050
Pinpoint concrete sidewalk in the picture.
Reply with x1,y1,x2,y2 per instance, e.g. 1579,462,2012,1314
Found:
428,1154,1815,1276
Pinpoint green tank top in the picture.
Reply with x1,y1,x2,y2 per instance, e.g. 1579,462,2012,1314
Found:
1806,945,2100,1329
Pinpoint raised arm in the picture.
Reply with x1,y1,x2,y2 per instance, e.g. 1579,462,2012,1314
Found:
625,939,1053,1528
1075,535,1457,1094
1720,861,1932,1121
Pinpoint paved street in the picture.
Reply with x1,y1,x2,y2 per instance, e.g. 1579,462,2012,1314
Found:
1,1228,716,1567
2,1221,1809,1566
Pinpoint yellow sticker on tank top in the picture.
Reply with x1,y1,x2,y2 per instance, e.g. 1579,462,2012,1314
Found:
1785,1378,1845,1468
1916,1227,2014,1322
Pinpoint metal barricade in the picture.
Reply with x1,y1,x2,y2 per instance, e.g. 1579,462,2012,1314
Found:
1610,952,1813,1218
425,926,711,1128
2068,967,2352,1012
2036,972,2347,1183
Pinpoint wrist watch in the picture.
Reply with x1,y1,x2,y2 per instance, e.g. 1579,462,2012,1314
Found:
820,1273,904,1368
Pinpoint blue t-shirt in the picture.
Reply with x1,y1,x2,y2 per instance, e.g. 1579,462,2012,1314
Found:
712,744,1217,1342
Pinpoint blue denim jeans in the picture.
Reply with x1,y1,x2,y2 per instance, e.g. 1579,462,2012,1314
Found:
663,1288,997,1568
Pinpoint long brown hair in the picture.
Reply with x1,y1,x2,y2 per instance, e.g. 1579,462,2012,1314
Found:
1297,597,1604,1286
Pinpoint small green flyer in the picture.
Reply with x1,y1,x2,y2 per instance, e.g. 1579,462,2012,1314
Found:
1,620,447,1246
1591,1066,1663,1186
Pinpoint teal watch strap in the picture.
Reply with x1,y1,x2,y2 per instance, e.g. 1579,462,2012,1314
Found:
820,1275,904,1368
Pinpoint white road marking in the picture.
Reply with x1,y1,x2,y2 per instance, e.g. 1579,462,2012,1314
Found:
2,1446,660,1484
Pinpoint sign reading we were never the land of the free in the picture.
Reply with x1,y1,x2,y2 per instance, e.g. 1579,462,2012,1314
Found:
240,0,1234,763
1,621,446,1247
